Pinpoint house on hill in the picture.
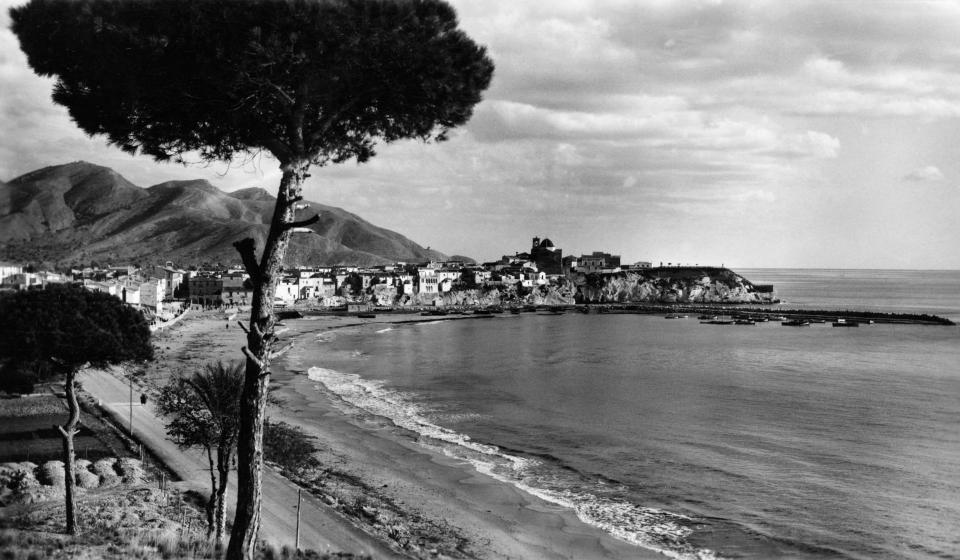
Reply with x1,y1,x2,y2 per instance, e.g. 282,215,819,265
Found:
530,236,563,275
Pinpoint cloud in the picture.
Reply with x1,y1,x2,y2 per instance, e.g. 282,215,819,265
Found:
903,166,945,182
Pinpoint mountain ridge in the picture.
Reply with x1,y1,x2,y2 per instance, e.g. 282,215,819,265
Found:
0,161,448,267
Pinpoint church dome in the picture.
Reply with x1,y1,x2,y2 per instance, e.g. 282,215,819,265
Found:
539,238,555,248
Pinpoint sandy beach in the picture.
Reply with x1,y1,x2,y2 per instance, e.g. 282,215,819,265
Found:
139,309,663,559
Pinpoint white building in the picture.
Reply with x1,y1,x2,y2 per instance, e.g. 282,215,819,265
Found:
418,267,439,295
140,278,166,314
0,262,22,284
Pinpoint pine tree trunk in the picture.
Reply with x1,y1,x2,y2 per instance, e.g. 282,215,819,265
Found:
59,369,80,535
227,158,311,560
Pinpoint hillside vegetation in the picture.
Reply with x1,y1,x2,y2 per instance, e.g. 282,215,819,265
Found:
0,162,445,268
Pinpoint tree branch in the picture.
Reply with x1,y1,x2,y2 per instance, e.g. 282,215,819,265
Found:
237,321,249,334
268,342,294,360
266,81,295,106
56,425,77,438
281,214,320,231
241,347,263,370
306,92,376,147
233,239,261,281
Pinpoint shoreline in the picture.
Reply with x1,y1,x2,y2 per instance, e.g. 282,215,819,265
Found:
139,310,666,559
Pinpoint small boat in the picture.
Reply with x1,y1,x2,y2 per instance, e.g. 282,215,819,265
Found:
665,314,680,319
697,314,717,320
701,319,734,325
781,319,810,327
734,319,756,325
357,313,376,319
832,319,859,327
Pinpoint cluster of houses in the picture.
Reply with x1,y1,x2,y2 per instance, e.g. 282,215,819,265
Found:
0,237,657,311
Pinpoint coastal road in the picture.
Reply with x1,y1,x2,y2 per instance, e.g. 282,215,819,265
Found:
79,368,405,559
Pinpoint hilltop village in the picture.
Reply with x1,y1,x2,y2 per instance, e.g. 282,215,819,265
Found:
0,236,777,321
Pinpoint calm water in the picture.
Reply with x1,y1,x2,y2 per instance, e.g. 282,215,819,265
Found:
293,269,960,559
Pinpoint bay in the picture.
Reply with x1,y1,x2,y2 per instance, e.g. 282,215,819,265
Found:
295,269,960,559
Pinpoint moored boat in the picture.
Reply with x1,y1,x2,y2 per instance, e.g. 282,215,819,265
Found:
781,319,810,326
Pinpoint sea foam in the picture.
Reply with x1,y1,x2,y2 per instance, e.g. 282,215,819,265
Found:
306,366,721,560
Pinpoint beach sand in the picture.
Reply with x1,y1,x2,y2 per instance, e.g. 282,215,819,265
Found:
141,309,663,559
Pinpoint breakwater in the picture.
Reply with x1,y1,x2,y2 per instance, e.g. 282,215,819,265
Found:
586,303,955,325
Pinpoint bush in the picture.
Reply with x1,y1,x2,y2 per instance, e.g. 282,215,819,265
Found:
263,420,320,474
94,458,121,487
0,362,41,395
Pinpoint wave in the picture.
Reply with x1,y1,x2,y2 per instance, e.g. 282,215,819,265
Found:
306,366,722,560
375,327,394,333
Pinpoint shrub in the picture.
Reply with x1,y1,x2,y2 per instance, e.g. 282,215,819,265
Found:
94,458,120,488
263,420,320,474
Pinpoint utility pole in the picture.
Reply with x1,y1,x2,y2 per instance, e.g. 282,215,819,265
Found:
295,488,302,550
128,374,133,436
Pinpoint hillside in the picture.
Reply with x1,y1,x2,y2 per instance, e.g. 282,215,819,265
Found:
0,162,446,267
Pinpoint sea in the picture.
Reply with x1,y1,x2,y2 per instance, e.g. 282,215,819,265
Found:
287,269,960,559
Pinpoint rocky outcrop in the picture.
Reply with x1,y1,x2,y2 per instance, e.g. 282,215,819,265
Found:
574,268,775,304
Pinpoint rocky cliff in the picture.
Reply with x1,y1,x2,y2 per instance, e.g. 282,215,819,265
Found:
574,267,775,304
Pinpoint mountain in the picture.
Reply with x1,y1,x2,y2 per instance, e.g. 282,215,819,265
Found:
0,162,447,267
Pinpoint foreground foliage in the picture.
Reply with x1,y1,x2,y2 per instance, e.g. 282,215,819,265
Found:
156,361,245,548
0,285,153,535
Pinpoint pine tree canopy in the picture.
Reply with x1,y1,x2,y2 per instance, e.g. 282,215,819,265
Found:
0,285,154,372
10,0,494,166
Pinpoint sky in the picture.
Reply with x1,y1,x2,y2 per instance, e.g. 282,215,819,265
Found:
2,0,960,269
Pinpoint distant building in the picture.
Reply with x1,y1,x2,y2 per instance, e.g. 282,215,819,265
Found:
578,252,621,274
140,278,166,314
0,262,22,284
187,275,223,305
418,267,439,295
145,265,185,299
529,236,563,275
